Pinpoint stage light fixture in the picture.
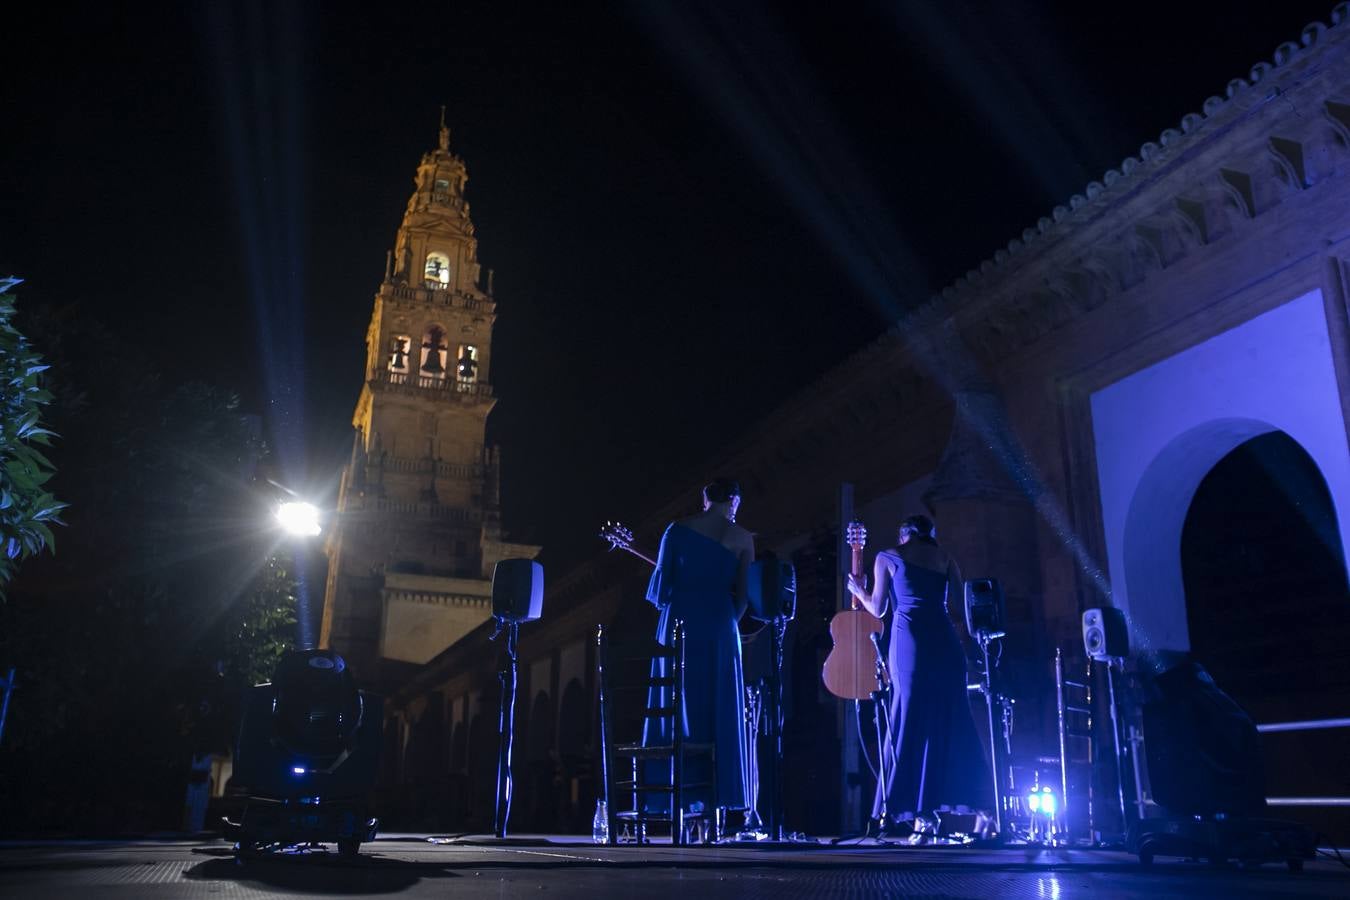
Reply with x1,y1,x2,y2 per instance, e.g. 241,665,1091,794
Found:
1026,785,1056,817
276,501,321,537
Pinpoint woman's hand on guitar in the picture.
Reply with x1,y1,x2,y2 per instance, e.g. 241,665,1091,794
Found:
845,573,867,599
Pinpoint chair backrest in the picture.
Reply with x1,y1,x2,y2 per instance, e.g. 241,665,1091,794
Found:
595,622,686,787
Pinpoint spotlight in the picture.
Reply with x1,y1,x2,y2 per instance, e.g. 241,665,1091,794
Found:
276,501,321,537
1026,785,1056,817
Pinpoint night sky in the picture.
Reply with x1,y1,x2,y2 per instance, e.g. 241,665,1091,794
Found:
2,0,1337,568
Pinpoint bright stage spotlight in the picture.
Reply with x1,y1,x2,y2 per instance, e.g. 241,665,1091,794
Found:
1026,785,1056,817
276,501,321,537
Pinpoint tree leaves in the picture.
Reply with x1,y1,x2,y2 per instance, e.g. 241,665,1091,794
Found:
0,281,65,594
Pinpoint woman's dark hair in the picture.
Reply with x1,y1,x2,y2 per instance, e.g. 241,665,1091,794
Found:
703,477,741,504
899,514,936,543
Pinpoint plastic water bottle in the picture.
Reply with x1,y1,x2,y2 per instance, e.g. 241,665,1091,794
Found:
592,799,609,844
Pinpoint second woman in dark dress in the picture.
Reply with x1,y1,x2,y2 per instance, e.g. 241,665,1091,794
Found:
846,514,991,834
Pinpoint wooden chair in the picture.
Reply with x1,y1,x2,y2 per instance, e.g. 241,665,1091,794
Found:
596,621,716,845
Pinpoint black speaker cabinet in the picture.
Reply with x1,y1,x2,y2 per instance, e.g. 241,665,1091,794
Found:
964,578,1006,639
748,558,797,622
492,558,544,622
1082,607,1130,660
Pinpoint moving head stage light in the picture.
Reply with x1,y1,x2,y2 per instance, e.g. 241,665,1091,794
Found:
226,649,383,857
1128,653,1315,869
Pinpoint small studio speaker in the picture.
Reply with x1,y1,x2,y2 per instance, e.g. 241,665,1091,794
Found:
748,558,797,622
1082,607,1129,660
964,578,1006,639
492,558,544,622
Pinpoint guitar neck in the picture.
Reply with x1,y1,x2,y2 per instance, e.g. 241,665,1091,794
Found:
619,544,656,567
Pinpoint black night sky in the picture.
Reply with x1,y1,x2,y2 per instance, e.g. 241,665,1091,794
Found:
2,0,1337,567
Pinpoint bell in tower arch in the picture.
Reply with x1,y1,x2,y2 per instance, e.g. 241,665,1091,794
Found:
421,326,448,376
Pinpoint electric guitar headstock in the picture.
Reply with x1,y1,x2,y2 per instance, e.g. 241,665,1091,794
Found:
599,520,636,554
845,520,867,552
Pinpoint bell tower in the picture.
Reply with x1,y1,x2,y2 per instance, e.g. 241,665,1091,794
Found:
320,114,539,677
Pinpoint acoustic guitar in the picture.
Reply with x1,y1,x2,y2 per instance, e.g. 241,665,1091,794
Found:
598,520,764,638
821,521,886,700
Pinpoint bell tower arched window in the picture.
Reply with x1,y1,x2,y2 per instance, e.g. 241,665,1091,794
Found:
420,325,448,381
424,252,452,290
388,334,412,381
455,344,479,385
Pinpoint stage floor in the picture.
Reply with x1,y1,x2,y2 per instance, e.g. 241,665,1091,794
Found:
2,833,1348,898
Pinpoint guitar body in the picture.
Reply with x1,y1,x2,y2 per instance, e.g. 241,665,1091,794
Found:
821,520,887,701
822,608,884,700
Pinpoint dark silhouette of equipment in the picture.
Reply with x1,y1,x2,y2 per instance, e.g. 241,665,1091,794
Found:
492,558,544,622
746,556,796,840
748,557,797,623
492,558,544,838
964,578,1010,837
227,649,382,857
1082,607,1130,661
964,578,1006,641
1128,654,1315,869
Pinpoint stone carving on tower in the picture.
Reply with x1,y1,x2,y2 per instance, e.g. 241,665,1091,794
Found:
319,114,540,677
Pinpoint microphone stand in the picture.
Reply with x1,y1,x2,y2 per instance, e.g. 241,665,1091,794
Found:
869,632,894,836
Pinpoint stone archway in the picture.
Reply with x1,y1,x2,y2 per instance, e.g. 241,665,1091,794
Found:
1181,432,1350,718
1091,289,1350,651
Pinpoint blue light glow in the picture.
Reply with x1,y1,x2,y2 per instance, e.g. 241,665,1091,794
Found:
292,766,306,775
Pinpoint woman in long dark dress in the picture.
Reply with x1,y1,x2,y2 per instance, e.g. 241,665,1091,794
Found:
643,478,753,815
846,514,990,835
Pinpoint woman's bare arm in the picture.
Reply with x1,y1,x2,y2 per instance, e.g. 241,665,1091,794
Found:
846,552,892,618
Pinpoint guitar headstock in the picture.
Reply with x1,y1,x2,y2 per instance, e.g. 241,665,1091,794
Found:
599,520,635,552
845,520,867,552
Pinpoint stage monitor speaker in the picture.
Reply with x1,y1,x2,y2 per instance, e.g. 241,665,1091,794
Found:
748,557,797,622
1082,607,1129,660
492,558,544,623
964,578,1006,640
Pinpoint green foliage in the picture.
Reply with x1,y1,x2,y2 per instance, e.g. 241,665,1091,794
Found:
0,280,66,593
0,302,302,833
225,554,299,690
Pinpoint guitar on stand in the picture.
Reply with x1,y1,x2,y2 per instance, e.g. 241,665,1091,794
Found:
821,521,895,833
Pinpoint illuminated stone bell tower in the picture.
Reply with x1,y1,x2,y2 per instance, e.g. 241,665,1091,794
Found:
320,114,539,677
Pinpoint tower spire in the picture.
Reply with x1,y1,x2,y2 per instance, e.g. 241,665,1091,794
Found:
438,105,449,152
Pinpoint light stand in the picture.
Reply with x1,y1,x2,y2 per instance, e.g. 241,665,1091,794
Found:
491,617,520,839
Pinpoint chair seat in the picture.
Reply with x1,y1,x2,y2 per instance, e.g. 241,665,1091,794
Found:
614,809,713,823
615,742,715,758
614,780,714,792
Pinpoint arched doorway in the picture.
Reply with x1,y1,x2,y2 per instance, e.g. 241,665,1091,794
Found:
1091,289,1350,650
1181,432,1350,721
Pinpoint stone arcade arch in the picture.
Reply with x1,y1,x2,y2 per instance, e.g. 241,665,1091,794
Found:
1091,289,1350,651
